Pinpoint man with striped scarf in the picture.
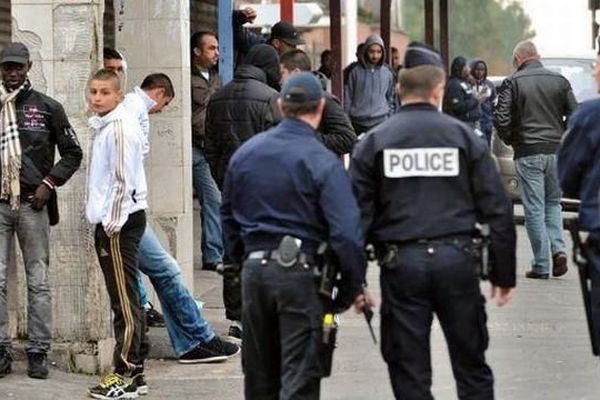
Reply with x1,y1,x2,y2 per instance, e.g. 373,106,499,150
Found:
0,42,82,380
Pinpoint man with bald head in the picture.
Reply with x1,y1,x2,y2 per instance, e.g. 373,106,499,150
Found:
495,40,577,280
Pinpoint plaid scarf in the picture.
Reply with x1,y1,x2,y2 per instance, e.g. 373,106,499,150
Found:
0,79,30,209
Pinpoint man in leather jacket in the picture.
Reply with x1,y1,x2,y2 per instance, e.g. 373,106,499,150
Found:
494,40,577,280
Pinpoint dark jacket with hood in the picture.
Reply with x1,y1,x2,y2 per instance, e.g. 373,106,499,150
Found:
205,44,281,188
443,56,481,125
344,34,396,129
494,59,578,159
469,59,496,134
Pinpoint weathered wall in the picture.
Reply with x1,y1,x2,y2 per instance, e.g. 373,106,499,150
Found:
9,0,113,373
113,0,194,292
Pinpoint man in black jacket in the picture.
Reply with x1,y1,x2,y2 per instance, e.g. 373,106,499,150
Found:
205,43,281,338
0,43,82,380
443,56,482,128
495,40,577,280
280,49,356,155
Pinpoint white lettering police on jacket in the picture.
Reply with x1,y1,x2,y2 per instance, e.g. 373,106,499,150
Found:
383,148,459,178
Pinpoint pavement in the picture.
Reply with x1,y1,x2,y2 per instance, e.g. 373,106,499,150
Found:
3,225,600,400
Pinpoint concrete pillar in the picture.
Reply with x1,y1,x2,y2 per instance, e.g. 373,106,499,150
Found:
10,0,114,373
114,1,194,293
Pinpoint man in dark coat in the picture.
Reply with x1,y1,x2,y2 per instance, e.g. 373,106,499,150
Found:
279,49,356,155
205,44,281,338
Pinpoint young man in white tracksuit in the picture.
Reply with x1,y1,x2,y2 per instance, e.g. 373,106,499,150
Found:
86,68,149,400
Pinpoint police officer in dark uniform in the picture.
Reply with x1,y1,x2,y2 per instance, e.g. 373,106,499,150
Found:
557,39,600,352
349,43,517,399
221,72,368,400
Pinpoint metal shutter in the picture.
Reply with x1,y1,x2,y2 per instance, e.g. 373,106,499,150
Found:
191,0,217,32
0,2,11,53
103,0,115,49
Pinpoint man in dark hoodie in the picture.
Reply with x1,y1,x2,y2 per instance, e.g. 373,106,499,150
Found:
443,56,482,128
470,59,497,144
344,34,396,135
205,43,281,339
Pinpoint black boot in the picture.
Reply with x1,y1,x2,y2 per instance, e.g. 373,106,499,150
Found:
27,352,49,379
0,348,11,378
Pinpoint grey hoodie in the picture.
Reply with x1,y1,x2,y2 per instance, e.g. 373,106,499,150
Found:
343,34,396,128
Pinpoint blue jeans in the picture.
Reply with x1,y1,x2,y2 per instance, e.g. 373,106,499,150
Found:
0,203,51,354
192,146,224,265
515,154,566,273
138,225,215,356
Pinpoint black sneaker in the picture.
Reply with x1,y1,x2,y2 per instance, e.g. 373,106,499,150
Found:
0,348,12,378
525,270,549,280
27,352,48,379
132,373,148,396
145,302,165,328
178,336,240,364
88,372,138,399
227,323,242,345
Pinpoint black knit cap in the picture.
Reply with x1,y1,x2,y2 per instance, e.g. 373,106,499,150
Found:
404,41,444,69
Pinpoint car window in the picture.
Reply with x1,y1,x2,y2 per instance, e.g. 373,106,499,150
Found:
541,58,597,102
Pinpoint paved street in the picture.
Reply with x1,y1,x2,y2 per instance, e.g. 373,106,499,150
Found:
3,225,600,399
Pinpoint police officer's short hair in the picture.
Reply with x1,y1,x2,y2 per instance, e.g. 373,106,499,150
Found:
141,73,175,98
280,49,312,72
398,65,445,99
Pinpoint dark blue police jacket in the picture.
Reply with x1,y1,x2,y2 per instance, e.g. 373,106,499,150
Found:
558,98,600,239
221,117,367,297
350,102,516,288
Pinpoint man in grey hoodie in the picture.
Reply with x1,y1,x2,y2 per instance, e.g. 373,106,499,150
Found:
344,34,396,135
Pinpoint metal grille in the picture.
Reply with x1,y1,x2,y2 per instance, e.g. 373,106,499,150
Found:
0,2,11,53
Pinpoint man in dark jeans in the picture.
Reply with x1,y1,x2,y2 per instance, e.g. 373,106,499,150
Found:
495,40,577,280
0,42,82,380
190,31,225,273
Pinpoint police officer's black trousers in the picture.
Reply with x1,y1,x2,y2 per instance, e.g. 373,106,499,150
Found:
379,240,494,400
241,258,323,400
586,241,600,351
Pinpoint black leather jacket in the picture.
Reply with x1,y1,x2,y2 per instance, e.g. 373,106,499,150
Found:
0,87,82,198
494,60,578,158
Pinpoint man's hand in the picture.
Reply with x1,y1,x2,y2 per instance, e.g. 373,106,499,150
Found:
353,288,376,313
31,183,51,211
490,285,515,307
241,7,257,24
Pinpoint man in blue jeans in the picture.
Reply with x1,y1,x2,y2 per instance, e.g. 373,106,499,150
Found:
123,73,239,367
495,40,577,279
191,31,225,273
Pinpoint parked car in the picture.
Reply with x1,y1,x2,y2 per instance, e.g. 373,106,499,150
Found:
490,55,596,210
